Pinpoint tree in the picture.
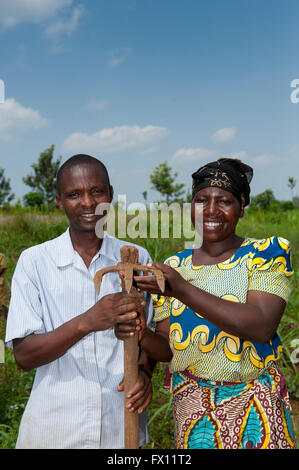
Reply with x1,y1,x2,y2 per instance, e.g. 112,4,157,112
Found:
150,161,185,203
23,145,61,205
288,177,297,200
23,191,45,208
250,189,276,210
0,167,14,207
142,191,148,208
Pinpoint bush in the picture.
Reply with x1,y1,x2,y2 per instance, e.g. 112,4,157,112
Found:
250,189,276,210
23,192,45,208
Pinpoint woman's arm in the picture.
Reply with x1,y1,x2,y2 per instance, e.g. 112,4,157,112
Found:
178,281,286,343
134,264,286,344
139,317,172,362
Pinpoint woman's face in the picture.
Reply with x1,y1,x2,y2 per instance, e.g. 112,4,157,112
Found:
191,186,244,243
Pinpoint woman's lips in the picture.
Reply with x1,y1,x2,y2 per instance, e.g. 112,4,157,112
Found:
203,221,223,228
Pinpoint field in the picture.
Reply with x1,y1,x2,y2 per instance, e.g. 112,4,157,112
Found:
0,208,298,449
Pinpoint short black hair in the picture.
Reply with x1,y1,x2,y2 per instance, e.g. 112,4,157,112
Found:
56,154,111,194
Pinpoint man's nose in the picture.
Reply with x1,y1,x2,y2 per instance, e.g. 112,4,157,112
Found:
81,192,95,208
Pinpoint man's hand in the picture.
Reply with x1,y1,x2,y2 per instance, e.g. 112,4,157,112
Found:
114,302,148,342
84,292,146,333
117,367,153,414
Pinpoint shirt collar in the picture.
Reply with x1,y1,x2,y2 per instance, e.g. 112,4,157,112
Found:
52,228,119,267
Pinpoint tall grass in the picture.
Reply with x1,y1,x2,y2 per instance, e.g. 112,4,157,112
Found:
0,208,298,449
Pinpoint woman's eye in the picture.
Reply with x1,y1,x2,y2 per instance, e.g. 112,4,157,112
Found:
220,200,231,205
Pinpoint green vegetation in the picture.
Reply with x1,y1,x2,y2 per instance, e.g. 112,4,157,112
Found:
22,145,61,206
0,168,14,207
149,161,186,203
0,207,298,449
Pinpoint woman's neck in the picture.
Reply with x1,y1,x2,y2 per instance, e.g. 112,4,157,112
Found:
193,234,244,265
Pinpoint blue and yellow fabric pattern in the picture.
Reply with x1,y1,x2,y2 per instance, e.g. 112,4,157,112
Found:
153,236,293,383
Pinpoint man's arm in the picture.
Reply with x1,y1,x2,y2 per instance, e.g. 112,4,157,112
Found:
13,292,145,371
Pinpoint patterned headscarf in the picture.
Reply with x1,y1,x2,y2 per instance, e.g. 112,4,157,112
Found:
192,158,253,207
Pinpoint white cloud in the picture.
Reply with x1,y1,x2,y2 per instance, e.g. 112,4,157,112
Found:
211,127,237,143
85,99,109,111
45,5,84,38
0,0,72,29
61,125,168,155
230,151,247,159
0,98,49,140
171,147,215,164
107,47,131,68
253,154,275,166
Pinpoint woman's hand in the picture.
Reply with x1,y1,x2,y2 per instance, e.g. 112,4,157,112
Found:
114,314,147,342
133,262,186,298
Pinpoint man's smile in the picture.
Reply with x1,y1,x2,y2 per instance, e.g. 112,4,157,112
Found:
80,213,97,221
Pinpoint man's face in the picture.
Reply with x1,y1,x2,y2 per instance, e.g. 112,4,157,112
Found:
56,163,113,234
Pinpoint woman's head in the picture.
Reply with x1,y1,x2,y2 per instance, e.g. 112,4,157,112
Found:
191,158,253,242
191,158,253,208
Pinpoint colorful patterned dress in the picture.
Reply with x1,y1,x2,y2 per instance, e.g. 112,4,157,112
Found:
153,236,295,449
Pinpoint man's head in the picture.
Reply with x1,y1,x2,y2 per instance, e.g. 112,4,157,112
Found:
56,154,113,234
56,154,111,196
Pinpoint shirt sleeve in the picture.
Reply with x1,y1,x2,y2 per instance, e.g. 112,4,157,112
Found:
5,250,46,349
152,294,172,322
247,236,293,302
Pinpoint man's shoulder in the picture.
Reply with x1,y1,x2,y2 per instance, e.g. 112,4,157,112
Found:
18,231,68,264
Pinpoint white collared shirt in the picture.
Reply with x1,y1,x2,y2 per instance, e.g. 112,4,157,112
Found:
5,229,153,449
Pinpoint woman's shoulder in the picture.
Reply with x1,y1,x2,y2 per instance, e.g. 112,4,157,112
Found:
247,236,291,256
246,236,293,276
163,248,193,268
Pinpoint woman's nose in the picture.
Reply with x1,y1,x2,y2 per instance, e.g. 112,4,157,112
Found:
205,199,218,215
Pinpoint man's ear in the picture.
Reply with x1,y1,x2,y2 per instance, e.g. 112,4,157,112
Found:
109,186,114,203
56,194,64,211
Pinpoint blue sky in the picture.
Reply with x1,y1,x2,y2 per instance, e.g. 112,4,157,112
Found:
0,0,299,205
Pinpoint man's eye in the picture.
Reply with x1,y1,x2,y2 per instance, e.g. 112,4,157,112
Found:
92,188,104,195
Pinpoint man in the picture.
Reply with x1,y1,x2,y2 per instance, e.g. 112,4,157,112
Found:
5,154,155,449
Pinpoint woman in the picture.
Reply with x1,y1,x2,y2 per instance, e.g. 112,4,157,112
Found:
118,158,295,449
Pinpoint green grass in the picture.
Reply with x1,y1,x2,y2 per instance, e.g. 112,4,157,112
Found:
0,208,298,449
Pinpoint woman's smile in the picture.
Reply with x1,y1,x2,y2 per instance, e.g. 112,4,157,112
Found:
203,221,223,228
